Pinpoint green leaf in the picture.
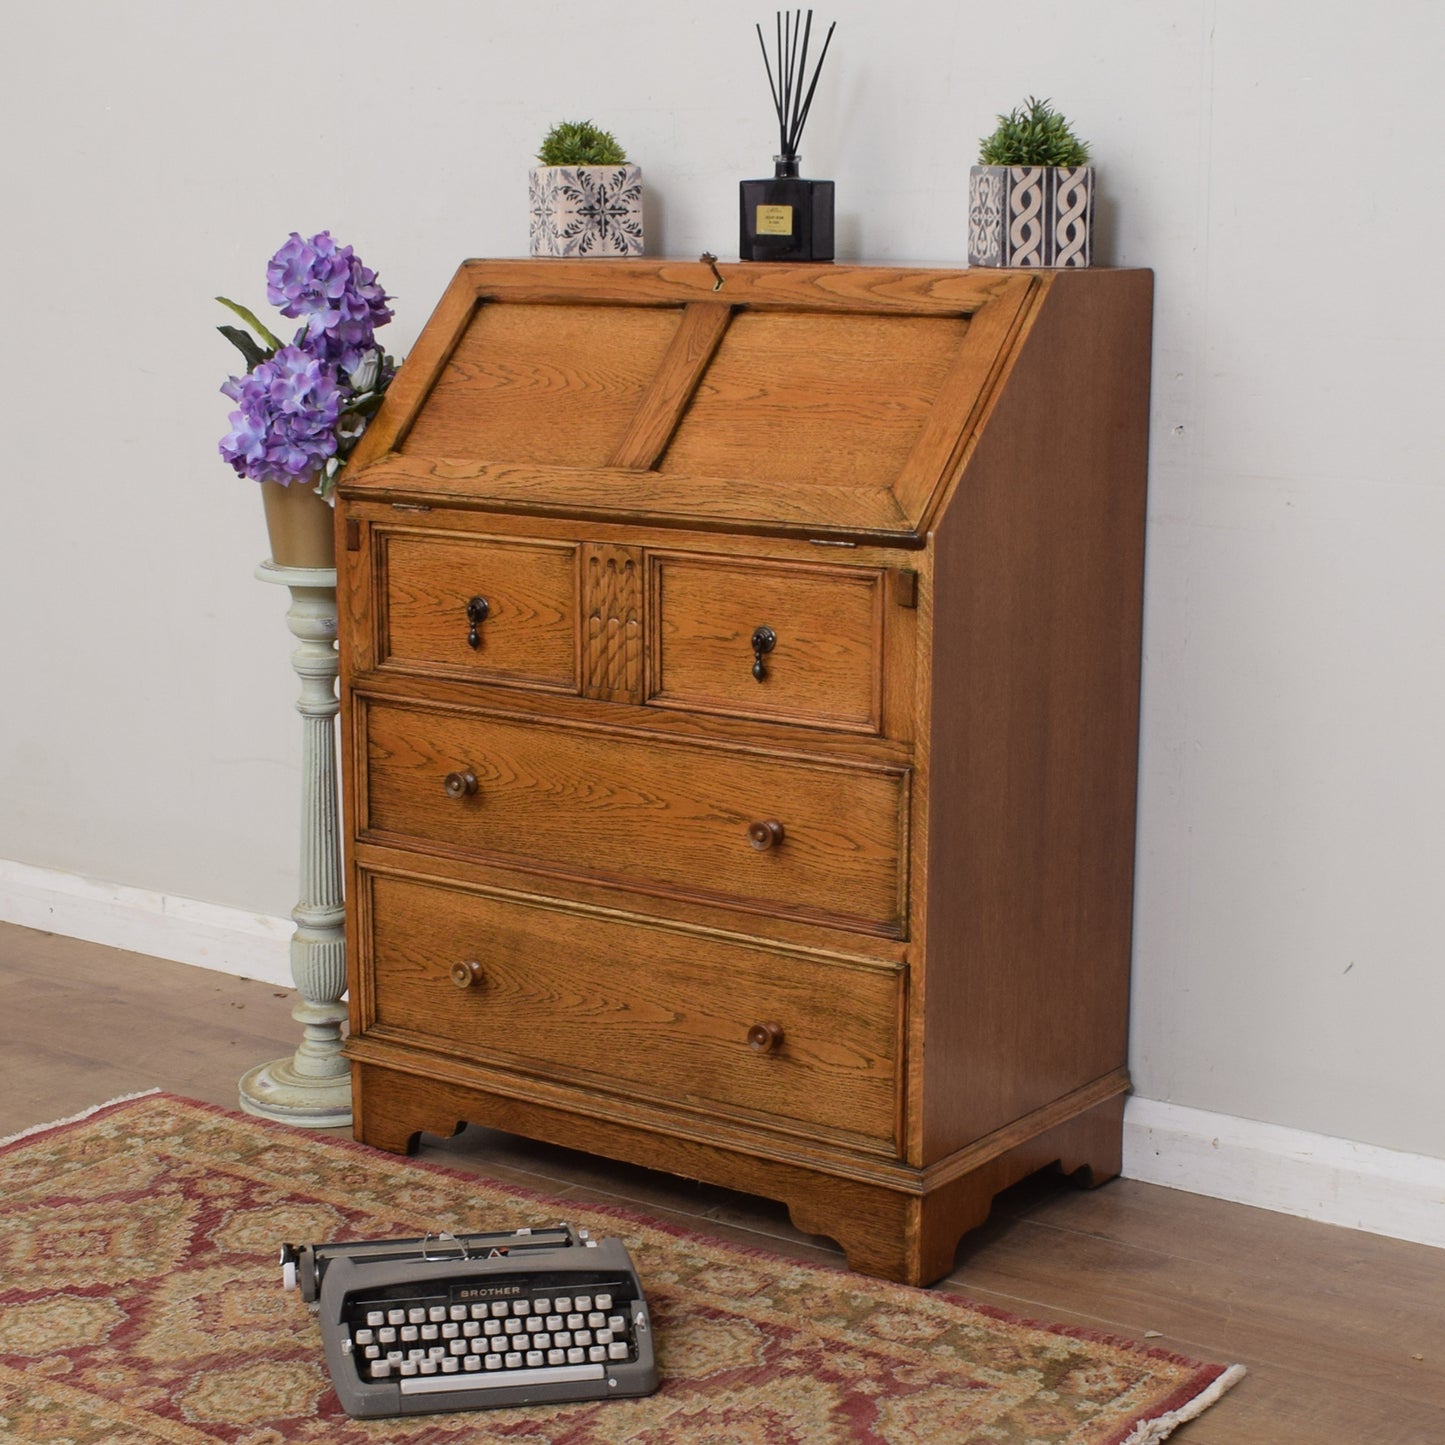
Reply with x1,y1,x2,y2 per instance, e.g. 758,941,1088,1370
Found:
215,295,285,352
217,324,271,371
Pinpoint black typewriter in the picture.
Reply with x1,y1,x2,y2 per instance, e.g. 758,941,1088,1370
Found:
280,1223,658,1418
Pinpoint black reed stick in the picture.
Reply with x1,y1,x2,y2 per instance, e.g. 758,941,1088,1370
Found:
755,10,836,161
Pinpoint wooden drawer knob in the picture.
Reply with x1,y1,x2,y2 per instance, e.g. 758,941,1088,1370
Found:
450,959,485,989
747,1021,784,1054
747,819,785,851
443,771,478,799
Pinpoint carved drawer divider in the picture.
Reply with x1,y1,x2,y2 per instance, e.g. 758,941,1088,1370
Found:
581,543,646,703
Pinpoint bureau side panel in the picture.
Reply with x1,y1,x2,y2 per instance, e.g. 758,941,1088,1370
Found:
921,269,1153,1160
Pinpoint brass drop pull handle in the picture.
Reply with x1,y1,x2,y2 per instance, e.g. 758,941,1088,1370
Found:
747,819,784,851
450,959,485,989
747,1021,784,1054
443,771,478,799
751,625,776,681
466,596,490,649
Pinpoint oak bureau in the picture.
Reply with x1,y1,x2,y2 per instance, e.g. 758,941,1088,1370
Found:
335,258,1153,1287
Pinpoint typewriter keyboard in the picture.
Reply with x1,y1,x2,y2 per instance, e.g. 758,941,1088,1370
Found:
342,1282,646,1399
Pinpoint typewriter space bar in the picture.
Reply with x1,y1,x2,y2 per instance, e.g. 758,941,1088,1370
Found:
401,1363,605,1396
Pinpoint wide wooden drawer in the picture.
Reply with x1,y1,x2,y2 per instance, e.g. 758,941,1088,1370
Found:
359,871,902,1146
376,527,578,690
648,552,885,733
360,699,909,934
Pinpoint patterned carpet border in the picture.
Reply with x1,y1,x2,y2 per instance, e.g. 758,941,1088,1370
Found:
0,1092,1244,1444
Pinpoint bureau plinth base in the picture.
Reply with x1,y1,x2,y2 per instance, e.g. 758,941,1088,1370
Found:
348,1059,1127,1289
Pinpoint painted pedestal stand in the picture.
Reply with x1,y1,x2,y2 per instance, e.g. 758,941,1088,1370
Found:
238,560,352,1127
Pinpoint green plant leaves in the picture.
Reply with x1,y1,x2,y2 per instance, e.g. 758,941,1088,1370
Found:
536,120,628,167
979,97,1090,168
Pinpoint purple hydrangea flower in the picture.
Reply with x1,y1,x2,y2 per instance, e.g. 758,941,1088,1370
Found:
266,231,393,375
219,346,346,484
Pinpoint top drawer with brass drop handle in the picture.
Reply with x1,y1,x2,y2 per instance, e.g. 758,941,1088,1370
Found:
647,553,898,734
374,527,579,691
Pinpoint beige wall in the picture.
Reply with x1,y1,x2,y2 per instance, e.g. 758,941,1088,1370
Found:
2,0,1441,1160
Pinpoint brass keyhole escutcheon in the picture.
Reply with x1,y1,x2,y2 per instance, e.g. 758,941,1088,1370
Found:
751,625,776,681
466,596,490,649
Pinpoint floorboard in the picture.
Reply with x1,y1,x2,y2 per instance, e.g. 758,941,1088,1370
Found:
3,920,1441,1442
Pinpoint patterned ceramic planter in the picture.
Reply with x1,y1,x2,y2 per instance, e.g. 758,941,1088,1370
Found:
968,164,1093,268
529,164,644,257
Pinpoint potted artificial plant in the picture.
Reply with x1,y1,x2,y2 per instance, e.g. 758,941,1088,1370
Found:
216,232,396,568
967,97,1093,268
528,120,644,258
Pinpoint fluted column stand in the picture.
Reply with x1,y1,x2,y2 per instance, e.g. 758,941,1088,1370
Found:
238,560,352,1127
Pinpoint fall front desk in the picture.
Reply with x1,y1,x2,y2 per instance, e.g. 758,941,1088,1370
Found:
334,258,1153,1287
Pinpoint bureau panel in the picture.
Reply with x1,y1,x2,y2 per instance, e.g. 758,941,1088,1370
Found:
361,871,902,1146
398,301,682,469
648,553,883,733
376,529,578,691
656,309,970,488
359,700,909,935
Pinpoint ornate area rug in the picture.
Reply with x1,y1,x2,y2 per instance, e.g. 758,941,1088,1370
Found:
0,1092,1242,1444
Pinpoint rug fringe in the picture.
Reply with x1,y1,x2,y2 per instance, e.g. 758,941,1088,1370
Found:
0,1087,163,1148
1121,1363,1247,1443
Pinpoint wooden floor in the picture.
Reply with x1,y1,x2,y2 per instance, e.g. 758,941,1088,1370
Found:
3,921,1441,1443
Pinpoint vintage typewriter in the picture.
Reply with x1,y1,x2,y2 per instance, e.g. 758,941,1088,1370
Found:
280,1223,658,1418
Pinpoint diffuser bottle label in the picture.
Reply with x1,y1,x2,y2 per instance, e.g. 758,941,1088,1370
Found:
755,205,795,235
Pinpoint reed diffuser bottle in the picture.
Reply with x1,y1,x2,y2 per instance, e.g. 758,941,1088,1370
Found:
740,11,836,262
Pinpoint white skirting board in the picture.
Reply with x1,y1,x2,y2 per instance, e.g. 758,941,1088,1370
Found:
1122,1096,1445,1250
0,858,293,989
3,856,1443,1249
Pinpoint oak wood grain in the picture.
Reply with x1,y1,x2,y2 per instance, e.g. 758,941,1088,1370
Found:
375,526,578,691
359,870,902,1146
921,268,1153,1159
891,272,1035,524
646,550,888,734
459,257,1040,314
401,300,680,469
342,453,916,543
354,835,910,970
656,309,970,489
359,696,909,934
608,302,733,470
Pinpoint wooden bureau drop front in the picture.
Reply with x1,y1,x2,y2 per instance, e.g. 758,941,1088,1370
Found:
336,258,1154,1287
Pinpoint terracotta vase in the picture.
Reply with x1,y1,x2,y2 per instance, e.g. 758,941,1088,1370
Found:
260,478,336,569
